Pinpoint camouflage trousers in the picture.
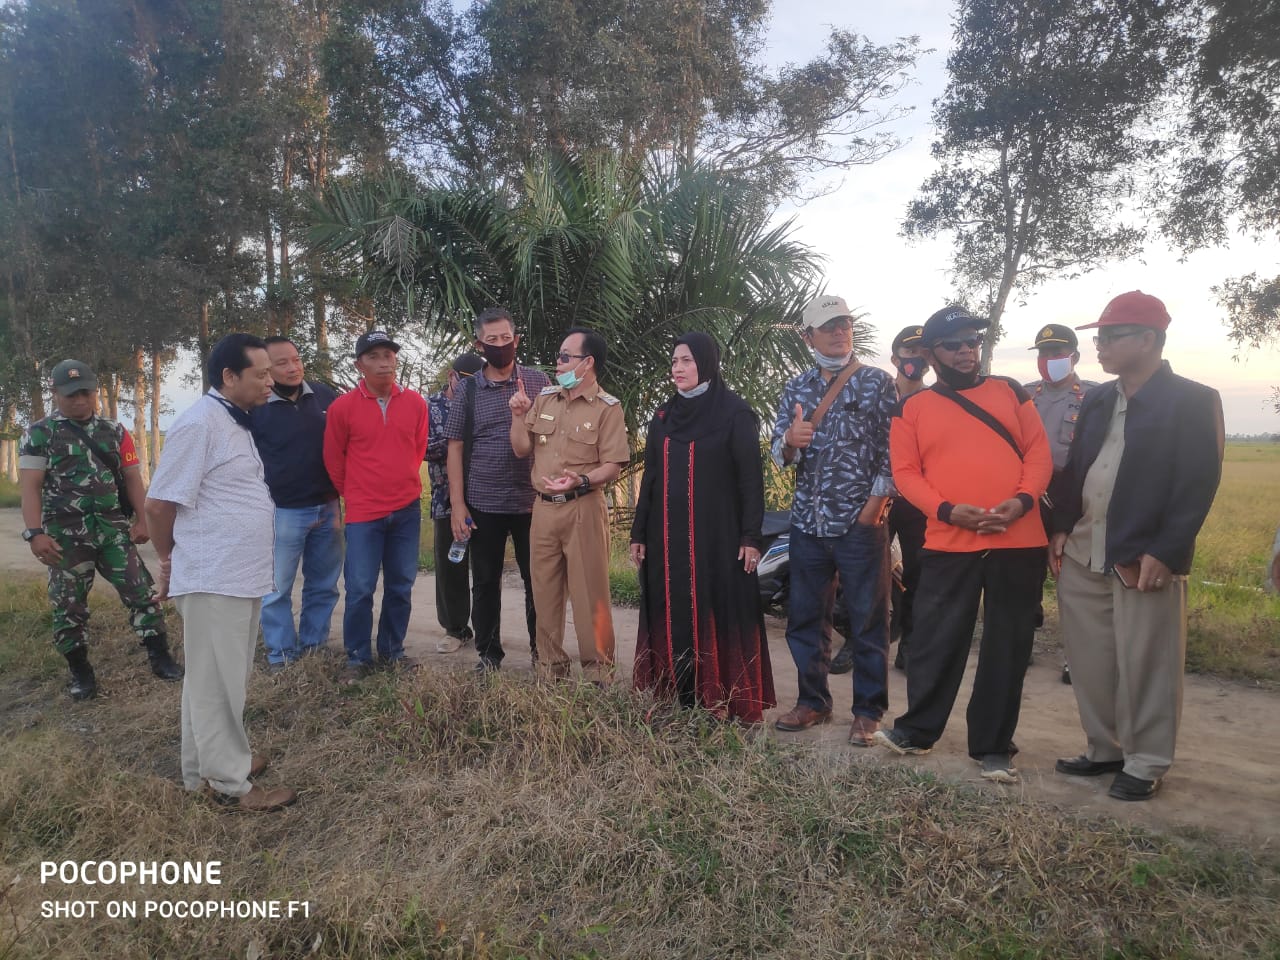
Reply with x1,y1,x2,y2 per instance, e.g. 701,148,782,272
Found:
45,513,165,656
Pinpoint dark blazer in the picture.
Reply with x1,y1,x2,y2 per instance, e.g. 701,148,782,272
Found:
1049,362,1223,574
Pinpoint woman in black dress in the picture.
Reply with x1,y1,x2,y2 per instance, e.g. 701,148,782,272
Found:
630,332,776,723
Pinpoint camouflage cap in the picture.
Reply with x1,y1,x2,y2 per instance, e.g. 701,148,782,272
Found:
51,359,98,397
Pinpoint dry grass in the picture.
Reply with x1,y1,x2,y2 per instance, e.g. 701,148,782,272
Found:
0,583,1277,959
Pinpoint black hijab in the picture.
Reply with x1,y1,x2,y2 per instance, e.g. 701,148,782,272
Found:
657,332,754,442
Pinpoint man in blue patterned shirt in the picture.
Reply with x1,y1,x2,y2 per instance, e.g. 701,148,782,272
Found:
425,352,486,653
771,294,897,746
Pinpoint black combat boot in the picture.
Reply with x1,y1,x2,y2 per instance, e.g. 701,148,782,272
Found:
66,647,98,701
144,635,184,681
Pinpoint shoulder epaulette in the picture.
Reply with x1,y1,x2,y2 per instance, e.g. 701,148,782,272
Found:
539,385,560,396
597,390,619,405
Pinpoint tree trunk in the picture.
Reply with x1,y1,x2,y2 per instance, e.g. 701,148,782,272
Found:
1,403,17,482
150,349,162,469
279,151,295,335
265,215,277,334
131,347,151,484
198,300,211,392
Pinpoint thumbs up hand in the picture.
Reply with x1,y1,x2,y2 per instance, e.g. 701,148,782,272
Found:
785,402,814,449
509,375,533,416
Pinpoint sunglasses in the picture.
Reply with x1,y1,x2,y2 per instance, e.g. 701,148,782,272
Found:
1093,329,1145,346
934,335,984,352
556,351,588,363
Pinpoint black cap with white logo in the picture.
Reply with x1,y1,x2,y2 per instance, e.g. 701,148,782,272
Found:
354,330,402,358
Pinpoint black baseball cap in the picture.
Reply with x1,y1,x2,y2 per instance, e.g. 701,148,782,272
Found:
51,359,98,396
1029,323,1078,351
921,306,989,347
891,325,925,353
354,330,401,358
452,353,485,376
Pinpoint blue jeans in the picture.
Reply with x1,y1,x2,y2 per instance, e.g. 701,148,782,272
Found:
260,501,343,665
786,521,890,718
342,500,421,665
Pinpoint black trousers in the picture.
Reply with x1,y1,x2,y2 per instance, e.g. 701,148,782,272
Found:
894,547,1041,759
433,517,473,638
466,507,536,665
888,499,927,654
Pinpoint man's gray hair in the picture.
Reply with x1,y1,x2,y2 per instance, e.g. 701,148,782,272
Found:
475,306,515,337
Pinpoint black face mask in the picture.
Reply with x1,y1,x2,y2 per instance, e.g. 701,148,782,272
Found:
479,342,516,369
213,395,254,428
933,360,980,390
897,356,928,381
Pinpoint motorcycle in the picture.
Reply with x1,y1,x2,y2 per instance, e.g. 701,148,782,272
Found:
757,510,905,671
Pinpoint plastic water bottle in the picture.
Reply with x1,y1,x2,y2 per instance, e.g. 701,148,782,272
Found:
447,517,473,563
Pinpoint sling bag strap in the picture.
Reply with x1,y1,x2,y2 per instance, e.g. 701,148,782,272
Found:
57,419,135,518
930,381,1024,461
461,372,478,490
807,361,860,432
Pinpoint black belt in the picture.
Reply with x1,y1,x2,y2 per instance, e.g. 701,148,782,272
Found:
539,488,594,504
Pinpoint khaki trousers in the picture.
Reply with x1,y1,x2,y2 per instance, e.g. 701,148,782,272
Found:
530,493,615,681
175,593,260,797
1057,555,1187,780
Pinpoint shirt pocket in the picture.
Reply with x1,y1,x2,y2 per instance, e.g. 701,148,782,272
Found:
562,426,599,468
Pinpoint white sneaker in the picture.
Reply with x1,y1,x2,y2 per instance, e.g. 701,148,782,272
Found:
436,634,465,654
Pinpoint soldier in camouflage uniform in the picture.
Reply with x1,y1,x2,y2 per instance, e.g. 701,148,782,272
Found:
18,359,182,700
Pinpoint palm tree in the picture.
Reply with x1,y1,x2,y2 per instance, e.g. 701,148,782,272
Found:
308,151,874,435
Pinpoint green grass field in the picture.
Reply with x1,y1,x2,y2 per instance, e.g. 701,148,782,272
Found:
0,590,1276,959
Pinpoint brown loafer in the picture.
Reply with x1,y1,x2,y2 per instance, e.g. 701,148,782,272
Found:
249,755,268,779
848,715,879,747
774,704,833,732
208,784,297,813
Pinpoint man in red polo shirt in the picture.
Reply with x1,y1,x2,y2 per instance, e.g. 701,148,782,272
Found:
875,305,1053,784
323,331,429,681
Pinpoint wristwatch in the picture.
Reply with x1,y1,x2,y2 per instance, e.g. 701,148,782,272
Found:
578,474,592,493
22,528,45,542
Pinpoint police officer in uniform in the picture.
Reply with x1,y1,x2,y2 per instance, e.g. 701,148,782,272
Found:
19,359,182,700
1024,324,1097,682
509,327,630,682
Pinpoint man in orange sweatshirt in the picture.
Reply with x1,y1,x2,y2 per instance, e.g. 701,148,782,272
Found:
875,306,1053,783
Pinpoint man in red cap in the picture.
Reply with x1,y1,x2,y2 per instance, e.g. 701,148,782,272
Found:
1049,291,1223,801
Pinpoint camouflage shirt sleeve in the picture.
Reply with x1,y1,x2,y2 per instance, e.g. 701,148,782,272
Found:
18,418,52,470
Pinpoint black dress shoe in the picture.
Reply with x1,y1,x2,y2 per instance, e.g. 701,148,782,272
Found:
1055,755,1125,777
1109,771,1161,801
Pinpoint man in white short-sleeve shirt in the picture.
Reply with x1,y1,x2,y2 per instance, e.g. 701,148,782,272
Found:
146,333,296,813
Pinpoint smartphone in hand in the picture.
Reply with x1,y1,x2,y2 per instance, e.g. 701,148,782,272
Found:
1113,562,1139,589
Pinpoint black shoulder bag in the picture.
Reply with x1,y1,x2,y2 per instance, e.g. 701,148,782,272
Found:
929,382,1023,460
59,420,135,518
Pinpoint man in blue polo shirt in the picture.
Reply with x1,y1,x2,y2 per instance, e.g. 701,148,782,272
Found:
249,336,342,671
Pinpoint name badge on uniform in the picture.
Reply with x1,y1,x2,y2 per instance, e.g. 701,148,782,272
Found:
539,413,555,421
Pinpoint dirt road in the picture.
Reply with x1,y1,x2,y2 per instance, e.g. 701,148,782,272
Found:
4,508,1275,842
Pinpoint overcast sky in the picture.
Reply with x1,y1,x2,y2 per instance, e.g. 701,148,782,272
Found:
763,0,1279,434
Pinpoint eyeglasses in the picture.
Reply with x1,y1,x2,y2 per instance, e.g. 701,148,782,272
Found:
556,352,588,363
1093,330,1145,346
934,336,984,352
814,317,853,333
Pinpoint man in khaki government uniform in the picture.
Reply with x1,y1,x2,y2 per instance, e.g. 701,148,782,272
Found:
509,327,629,681
1023,323,1097,682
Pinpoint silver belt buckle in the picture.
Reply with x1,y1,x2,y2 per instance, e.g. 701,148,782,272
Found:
551,493,568,503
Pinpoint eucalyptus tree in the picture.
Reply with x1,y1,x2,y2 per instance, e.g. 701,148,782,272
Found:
329,0,918,200
903,0,1182,371
310,152,851,436
1162,0,1280,362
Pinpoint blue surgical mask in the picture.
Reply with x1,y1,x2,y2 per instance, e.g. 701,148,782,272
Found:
812,349,853,372
556,359,585,389
678,381,711,399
